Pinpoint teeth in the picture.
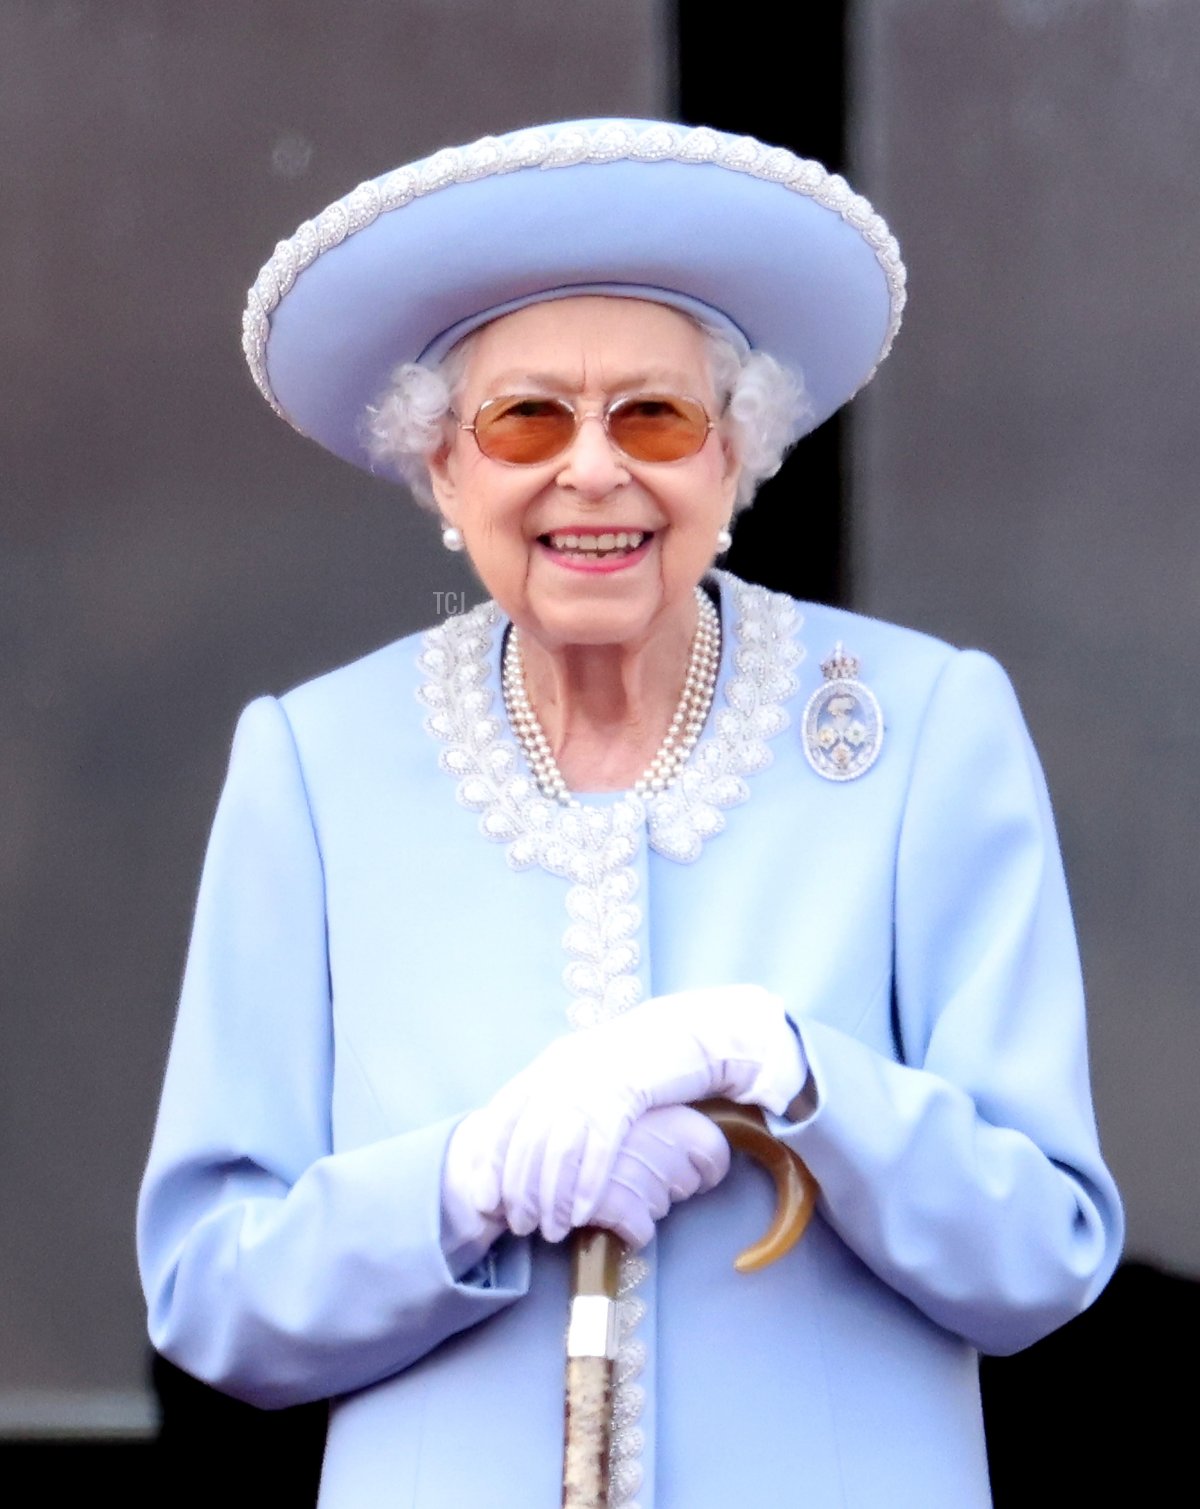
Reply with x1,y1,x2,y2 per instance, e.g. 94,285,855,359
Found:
547,530,645,553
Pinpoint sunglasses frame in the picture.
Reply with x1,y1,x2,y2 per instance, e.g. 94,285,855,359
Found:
458,391,717,467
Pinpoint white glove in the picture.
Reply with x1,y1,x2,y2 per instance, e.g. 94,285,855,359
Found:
441,1117,507,1275
469,985,806,1241
588,1104,731,1248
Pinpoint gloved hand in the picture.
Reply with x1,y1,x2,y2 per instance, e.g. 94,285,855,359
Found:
445,1102,732,1248
588,1104,731,1248
441,1120,507,1275
466,985,806,1241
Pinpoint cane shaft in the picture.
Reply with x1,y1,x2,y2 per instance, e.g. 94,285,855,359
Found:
571,1226,623,1296
563,1355,614,1509
563,1227,623,1509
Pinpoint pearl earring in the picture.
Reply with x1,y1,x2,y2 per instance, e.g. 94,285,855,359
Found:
716,525,733,553
441,525,464,553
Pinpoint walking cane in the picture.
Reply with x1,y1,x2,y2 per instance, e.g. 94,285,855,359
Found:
562,1099,818,1509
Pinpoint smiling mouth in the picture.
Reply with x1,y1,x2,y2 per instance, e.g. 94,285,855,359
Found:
539,529,652,561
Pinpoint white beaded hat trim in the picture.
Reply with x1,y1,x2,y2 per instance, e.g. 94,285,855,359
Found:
242,120,906,415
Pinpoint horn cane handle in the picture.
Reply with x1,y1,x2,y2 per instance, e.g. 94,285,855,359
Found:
561,1100,818,1507
694,1098,818,1271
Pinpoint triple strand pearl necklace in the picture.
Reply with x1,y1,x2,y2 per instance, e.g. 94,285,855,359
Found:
502,585,721,808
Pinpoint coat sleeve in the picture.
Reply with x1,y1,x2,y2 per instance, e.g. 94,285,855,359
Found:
136,697,530,1408
774,649,1124,1355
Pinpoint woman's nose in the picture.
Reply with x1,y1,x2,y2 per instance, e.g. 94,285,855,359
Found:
555,413,630,497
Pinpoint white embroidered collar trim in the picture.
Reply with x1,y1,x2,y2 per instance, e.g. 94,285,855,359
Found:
416,573,805,870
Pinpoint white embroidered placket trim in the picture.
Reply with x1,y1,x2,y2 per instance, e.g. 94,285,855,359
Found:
243,121,906,415
416,575,803,1508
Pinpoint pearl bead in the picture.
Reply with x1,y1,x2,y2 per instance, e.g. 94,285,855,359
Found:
502,586,720,806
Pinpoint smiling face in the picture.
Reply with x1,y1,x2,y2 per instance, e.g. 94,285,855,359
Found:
427,296,741,652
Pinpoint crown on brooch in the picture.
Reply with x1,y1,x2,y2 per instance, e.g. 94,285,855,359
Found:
820,641,860,682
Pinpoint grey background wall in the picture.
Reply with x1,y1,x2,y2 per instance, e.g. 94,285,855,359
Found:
2,0,1195,1437
0,0,671,1431
851,0,1200,1274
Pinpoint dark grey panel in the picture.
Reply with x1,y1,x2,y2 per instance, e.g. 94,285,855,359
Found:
851,0,1199,1269
0,1,669,1407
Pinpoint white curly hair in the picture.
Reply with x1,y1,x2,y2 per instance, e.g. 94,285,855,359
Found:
363,316,812,512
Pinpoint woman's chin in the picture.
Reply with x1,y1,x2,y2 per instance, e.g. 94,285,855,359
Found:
493,547,707,651
522,602,658,651
515,585,678,649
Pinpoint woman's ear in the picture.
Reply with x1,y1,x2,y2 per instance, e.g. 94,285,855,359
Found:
426,440,459,522
718,429,742,512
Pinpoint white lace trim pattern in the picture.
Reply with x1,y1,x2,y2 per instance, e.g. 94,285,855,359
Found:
416,576,803,888
610,1251,649,1506
243,120,906,413
416,575,803,1508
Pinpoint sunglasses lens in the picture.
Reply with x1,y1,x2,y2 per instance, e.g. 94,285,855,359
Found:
472,397,577,464
607,395,711,462
469,393,712,465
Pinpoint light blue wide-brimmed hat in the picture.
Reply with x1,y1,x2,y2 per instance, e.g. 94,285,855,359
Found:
242,119,906,473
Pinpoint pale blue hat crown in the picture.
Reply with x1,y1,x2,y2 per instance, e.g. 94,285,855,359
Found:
242,119,906,474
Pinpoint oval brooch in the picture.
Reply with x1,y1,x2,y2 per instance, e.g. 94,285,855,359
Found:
803,642,883,782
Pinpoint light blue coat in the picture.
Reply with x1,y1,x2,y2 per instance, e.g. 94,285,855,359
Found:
138,573,1123,1507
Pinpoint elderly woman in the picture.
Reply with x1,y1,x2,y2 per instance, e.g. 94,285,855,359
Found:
138,119,1123,1508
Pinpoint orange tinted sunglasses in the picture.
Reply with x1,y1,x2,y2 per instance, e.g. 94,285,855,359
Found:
460,393,715,466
